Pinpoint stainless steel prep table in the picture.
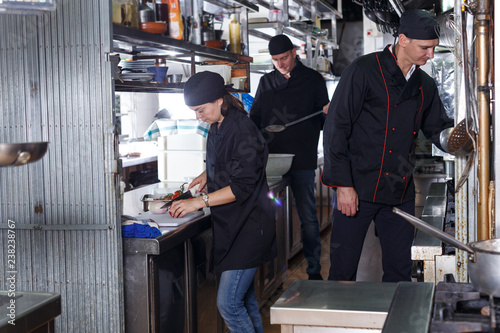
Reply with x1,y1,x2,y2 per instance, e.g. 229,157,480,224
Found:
271,280,434,332
123,176,291,333
0,291,61,333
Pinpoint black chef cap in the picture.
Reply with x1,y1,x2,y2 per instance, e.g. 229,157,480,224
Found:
268,34,294,55
184,71,228,106
398,9,440,40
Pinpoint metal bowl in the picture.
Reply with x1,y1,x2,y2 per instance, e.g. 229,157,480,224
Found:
266,153,294,179
0,142,49,167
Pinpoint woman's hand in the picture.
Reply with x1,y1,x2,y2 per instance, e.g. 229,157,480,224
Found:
188,171,207,194
169,197,204,218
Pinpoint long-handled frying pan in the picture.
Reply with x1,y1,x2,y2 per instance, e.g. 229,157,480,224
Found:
393,208,500,298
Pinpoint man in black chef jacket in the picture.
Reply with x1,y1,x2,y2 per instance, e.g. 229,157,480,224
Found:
250,34,330,280
322,9,453,282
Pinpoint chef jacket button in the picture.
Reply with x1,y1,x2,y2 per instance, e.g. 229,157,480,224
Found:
385,172,389,175
389,150,392,153
413,131,416,135
403,176,406,179
394,105,397,108
392,128,395,131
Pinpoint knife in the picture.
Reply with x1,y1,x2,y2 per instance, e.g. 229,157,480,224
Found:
160,190,193,209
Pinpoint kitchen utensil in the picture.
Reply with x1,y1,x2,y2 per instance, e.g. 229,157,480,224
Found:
167,74,182,83
204,40,223,49
140,21,167,34
265,111,323,133
160,190,193,209
147,66,168,83
0,142,49,167
446,118,474,155
230,76,246,90
214,29,223,41
393,208,500,298
120,72,155,82
266,153,294,179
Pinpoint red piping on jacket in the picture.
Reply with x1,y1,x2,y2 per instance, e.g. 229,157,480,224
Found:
400,87,425,203
320,170,335,188
388,44,398,64
373,54,390,203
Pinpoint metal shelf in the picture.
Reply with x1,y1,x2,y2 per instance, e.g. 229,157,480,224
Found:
113,25,253,93
113,25,253,64
114,80,185,93
248,22,339,49
205,0,259,12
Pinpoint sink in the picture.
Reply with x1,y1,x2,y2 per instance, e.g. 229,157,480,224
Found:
266,153,294,179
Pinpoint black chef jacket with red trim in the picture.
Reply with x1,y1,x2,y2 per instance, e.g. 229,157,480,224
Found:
250,60,329,170
322,45,453,205
206,108,276,274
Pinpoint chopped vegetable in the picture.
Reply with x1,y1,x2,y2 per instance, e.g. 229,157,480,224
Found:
153,182,188,201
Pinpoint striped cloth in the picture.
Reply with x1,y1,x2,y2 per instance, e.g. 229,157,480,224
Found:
143,119,209,141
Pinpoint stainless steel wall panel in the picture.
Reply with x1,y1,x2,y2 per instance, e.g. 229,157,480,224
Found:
0,0,124,332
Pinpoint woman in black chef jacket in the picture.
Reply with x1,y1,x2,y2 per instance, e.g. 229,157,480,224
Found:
169,71,276,333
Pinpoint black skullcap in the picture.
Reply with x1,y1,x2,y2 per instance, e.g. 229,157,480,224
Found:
398,9,440,40
184,71,228,106
268,34,294,55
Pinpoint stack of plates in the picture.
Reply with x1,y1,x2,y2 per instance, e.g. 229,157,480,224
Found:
119,59,156,82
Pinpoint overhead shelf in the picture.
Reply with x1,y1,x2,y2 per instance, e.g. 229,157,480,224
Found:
114,80,185,93
113,25,253,64
205,0,259,12
113,25,253,93
248,22,339,49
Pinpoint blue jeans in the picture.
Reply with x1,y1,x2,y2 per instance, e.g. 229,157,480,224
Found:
217,268,262,333
288,169,321,276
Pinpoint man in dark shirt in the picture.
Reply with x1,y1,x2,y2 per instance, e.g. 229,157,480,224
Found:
322,9,453,282
250,35,330,280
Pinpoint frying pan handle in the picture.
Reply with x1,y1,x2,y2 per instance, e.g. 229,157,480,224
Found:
393,208,475,254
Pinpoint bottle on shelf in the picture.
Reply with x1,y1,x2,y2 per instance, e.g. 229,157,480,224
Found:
155,0,169,35
316,45,329,72
268,0,283,22
167,0,184,40
229,14,241,54
112,0,122,25
121,0,139,28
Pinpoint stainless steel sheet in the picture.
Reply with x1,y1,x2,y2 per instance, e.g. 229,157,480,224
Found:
271,280,397,329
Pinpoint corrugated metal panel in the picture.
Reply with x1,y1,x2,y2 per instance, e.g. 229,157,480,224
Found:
0,0,124,332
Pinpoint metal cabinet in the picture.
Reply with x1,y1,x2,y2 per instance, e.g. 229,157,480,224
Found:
255,180,290,306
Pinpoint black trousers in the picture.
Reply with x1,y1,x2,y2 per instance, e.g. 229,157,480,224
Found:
328,196,415,282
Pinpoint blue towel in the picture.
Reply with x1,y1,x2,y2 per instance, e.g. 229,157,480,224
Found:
122,220,161,238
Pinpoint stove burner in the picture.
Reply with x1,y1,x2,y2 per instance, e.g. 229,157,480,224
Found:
432,277,500,332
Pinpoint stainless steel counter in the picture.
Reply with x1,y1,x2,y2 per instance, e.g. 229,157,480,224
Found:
0,291,61,333
270,280,434,333
123,177,291,333
382,282,434,333
271,280,398,330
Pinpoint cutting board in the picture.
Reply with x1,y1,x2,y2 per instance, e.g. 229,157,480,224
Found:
136,210,205,227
